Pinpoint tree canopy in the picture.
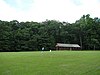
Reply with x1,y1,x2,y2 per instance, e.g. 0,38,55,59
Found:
0,14,100,51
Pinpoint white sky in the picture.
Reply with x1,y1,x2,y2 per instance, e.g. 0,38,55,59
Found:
0,0,100,23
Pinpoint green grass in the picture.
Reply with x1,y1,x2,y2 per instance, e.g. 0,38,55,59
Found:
0,51,100,75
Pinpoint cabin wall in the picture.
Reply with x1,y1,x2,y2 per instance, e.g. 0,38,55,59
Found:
56,47,80,50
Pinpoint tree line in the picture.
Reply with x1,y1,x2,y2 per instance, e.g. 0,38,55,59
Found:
0,14,100,51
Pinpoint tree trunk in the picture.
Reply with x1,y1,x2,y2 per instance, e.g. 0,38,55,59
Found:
94,45,95,50
80,36,82,50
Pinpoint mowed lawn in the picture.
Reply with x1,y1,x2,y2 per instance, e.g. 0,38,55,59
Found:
0,51,100,75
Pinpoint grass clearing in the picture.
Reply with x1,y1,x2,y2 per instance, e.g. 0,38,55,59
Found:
0,51,100,75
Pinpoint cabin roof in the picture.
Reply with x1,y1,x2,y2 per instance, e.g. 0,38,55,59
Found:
56,43,80,48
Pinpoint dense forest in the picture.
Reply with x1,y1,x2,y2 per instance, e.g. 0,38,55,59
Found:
0,14,100,51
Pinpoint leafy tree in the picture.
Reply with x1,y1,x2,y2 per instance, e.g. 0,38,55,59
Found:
0,14,100,51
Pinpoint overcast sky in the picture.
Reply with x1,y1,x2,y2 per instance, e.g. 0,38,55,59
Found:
0,0,100,23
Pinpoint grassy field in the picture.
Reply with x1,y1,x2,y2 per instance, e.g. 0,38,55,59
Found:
0,51,100,75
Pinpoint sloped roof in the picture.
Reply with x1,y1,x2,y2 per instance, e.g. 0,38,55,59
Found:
56,43,80,47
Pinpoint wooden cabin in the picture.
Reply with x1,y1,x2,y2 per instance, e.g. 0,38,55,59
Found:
56,43,80,50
